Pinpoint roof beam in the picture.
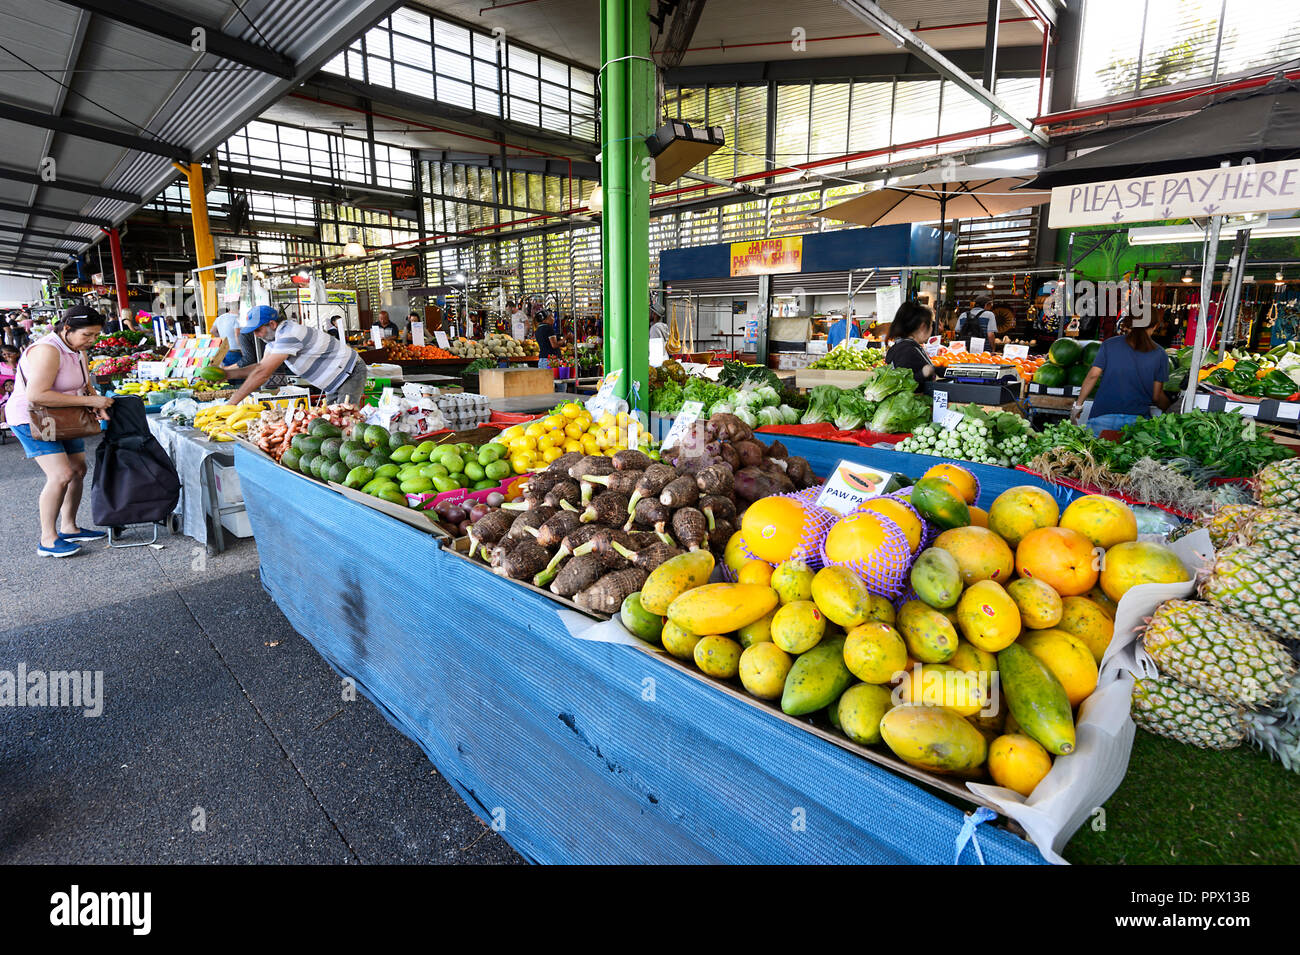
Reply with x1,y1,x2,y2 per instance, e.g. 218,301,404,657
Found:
663,45,1045,85
0,199,111,228
0,102,190,161
0,223,91,243
0,238,82,255
832,0,1048,146
53,0,295,78
0,166,142,204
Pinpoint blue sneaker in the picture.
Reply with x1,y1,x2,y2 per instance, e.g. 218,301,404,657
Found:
38,539,82,558
59,528,107,542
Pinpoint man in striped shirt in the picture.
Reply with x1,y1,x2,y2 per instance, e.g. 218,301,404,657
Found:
222,305,367,405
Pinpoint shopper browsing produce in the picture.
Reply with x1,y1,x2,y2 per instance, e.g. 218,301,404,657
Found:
826,313,862,348
1071,317,1171,435
884,300,937,387
535,310,560,369
6,304,114,558
220,305,367,406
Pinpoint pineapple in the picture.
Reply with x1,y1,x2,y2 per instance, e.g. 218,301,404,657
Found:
1133,673,1300,770
1142,600,1295,706
1172,503,1300,548
1200,543,1300,643
1256,457,1300,509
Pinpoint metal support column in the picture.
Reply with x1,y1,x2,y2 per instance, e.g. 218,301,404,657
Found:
102,226,130,316
756,273,771,365
600,0,654,413
173,161,217,331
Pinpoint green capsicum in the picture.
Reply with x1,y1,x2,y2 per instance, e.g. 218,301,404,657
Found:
1225,370,1262,395
1261,370,1297,400
1206,368,1231,388
1233,359,1262,377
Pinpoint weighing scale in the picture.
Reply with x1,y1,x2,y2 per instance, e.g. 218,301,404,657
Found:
940,361,1020,384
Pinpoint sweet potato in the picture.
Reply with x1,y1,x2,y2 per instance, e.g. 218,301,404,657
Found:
573,567,648,615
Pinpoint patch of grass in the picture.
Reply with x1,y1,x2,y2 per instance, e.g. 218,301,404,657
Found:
1065,729,1300,864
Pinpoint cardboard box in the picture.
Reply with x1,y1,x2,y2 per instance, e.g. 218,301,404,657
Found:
477,367,555,397
794,368,879,390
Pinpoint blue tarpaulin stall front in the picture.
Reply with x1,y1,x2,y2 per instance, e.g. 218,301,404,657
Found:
235,440,1069,864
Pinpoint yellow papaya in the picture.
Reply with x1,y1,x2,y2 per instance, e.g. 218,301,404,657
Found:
770,600,826,654
896,600,959,663
879,704,988,774
1017,628,1099,707
666,583,779,636
955,580,1021,652
810,566,874,628
640,550,715,615
896,663,989,717
837,684,894,745
660,620,700,661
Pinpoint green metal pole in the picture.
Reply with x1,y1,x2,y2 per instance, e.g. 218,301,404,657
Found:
600,0,652,418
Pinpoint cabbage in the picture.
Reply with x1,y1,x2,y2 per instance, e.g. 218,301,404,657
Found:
779,404,800,424
754,385,781,407
711,401,734,416
757,405,784,426
733,405,759,429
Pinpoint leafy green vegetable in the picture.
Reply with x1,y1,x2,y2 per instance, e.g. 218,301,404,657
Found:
718,360,782,391
1108,410,1293,478
650,379,684,414
833,390,876,431
779,386,809,411
859,365,917,402
461,357,497,376
801,385,841,425
870,391,932,433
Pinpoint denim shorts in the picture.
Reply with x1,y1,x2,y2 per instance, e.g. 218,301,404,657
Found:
1086,413,1141,437
11,423,87,459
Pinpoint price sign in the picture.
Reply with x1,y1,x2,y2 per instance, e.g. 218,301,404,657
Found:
136,361,167,380
649,337,667,367
1276,402,1300,421
947,341,967,354
815,459,896,514
434,330,451,349
932,389,948,423
370,326,385,350
848,337,871,351
410,321,425,347
939,408,965,431
807,339,828,355
969,337,985,354
662,400,704,450
1003,344,1030,360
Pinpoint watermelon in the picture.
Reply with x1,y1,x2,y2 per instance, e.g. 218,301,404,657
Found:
1081,341,1100,366
1067,363,1089,387
1048,338,1082,366
1034,363,1068,387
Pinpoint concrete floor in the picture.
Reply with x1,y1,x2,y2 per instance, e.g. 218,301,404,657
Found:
0,430,521,864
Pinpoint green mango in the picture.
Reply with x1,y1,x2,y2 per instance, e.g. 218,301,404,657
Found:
910,547,963,610
374,463,401,479
420,463,448,479
431,475,457,493
343,466,374,489
389,445,415,463
441,452,464,474
781,636,852,716
400,476,434,494
484,459,511,481
478,443,506,465
464,460,485,482
411,441,436,463
378,487,409,507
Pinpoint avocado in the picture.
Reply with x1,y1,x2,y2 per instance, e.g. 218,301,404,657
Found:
388,430,411,450
309,418,342,439
296,435,324,456
298,452,318,475
363,453,389,471
327,461,350,484
339,439,365,459
281,448,302,472
291,433,315,453
320,436,344,460
363,424,389,448
344,449,369,470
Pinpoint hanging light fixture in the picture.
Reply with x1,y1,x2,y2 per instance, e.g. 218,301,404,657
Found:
588,185,603,215
1181,268,1194,283
1276,271,1287,289
342,229,366,258
985,276,995,290
1056,272,1066,286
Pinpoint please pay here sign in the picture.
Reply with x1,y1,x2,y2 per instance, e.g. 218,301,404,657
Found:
1047,158,1300,228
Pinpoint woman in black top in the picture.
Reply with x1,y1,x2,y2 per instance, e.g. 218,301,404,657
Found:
885,301,936,388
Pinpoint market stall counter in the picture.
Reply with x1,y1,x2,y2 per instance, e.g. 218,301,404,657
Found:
234,440,1048,864
148,416,245,552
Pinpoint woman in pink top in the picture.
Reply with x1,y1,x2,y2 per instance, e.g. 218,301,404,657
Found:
9,305,114,557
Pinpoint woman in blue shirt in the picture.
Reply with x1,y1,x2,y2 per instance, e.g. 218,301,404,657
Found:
1071,318,1171,435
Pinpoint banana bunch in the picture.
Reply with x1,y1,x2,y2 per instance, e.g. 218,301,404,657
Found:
118,378,189,395
194,402,267,442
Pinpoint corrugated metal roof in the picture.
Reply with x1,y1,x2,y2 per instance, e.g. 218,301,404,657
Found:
0,0,402,275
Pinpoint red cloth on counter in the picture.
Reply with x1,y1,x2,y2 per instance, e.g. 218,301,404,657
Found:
756,423,910,447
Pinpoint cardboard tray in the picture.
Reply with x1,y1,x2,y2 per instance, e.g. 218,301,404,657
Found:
329,481,451,538
443,535,609,621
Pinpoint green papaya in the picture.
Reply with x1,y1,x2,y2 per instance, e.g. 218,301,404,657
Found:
781,636,852,716
997,643,1076,756
910,477,970,531
910,547,962,609
619,593,665,644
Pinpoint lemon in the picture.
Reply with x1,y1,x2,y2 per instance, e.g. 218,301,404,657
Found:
510,455,532,474
576,414,592,431
500,425,525,441
563,439,583,453
564,421,584,440
543,414,565,431
616,411,629,426
561,402,582,419
543,445,564,463
524,421,546,439
598,412,616,429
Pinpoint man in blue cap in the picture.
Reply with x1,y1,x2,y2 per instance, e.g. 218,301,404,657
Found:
218,305,367,406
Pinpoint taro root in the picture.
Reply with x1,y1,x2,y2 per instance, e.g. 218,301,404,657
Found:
627,463,677,515
572,525,633,560
785,456,813,487
612,449,652,471
611,539,683,573
467,508,514,558
573,567,649,615
509,506,557,539
671,507,708,552
495,540,550,581
706,413,753,443
695,464,734,497
551,550,626,597
545,452,586,475
734,466,794,502
544,479,582,510
582,469,643,499
699,494,737,530
534,509,583,549
580,490,630,525
569,455,615,480
765,439,788,460
625,496,672,532
488,535,523,568
708,518,735,551
535,523,615,587
659,475,699,509
626,530,662,551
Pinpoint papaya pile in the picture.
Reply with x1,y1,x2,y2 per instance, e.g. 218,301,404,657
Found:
618,461,1194,798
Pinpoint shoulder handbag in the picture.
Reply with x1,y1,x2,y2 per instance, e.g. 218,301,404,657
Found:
17,343,103,442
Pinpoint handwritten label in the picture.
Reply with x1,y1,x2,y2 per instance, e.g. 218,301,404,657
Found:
939,408,965,431
1002,344,1030,360
1047,387,1066,396
661,400,704,450
434,330,450,349
410,321,425,347
371,326,385,350
815,459,897,515
969,337,985,354
932,389,948,424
